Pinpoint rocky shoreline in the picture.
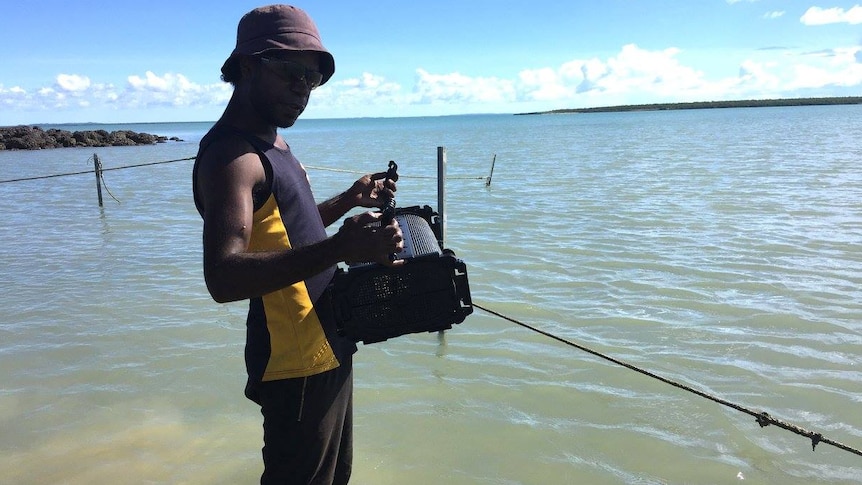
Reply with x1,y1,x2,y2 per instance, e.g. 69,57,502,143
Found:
0,125,182,150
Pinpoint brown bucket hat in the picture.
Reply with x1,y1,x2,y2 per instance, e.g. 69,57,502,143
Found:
221,4,335,85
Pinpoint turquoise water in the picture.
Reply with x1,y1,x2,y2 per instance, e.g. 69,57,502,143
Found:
1,107,861,484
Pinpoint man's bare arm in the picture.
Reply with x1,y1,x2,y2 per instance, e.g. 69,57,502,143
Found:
197,150,400,303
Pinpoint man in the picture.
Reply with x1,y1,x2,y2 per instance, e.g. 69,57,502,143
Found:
192,5,403,484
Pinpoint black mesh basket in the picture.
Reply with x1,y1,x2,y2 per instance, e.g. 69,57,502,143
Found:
329,205,473,344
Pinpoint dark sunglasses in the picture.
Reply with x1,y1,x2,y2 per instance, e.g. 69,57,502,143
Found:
258,57,324,90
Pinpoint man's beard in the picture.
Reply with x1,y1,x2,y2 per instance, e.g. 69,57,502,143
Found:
250,89,305,129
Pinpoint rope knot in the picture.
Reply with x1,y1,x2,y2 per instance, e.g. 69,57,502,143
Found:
756,412,772,428
810,433,822,451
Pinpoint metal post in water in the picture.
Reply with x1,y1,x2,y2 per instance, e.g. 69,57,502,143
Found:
93,153,103,207
486,153,496,187
436,146,448,340
437,146,446,248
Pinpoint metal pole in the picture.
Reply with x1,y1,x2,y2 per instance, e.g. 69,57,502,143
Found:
436,146,448,340
93,153,103,207
486,153,496,187
437,146,446,248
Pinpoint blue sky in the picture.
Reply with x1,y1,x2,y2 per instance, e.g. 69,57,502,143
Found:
1,0,860,125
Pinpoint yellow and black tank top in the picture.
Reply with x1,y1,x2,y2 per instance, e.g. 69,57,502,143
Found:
193,125,356,382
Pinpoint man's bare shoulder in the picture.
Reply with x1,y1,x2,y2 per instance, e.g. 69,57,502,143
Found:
197,131,261,171
195,130,268,210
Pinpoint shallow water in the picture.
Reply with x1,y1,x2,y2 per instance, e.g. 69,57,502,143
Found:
1,107,861,484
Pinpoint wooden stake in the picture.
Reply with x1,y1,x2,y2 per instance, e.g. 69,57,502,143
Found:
93,153,103,207
486,153,497,187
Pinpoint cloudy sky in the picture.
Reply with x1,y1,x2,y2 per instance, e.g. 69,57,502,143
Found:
1,0,860,125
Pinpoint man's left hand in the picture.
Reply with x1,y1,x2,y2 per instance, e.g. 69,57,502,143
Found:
349,171,397,208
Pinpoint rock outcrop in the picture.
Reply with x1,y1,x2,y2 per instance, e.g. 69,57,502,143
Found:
0,125,182,150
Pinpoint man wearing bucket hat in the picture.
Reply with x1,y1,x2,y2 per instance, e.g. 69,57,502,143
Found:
192,5,403,484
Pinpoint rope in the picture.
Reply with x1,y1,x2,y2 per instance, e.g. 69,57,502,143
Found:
0,156,196,184
0,169,98,184
99,156,196,172
303,164,486,180
1,157,485,184
473,302,862,458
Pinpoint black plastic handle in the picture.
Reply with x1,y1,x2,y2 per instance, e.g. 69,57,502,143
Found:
381,160,397,225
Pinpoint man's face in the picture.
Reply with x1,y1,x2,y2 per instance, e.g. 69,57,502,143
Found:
247,51,322,128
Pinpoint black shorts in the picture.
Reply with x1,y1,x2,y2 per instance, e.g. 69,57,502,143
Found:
246,357,353,485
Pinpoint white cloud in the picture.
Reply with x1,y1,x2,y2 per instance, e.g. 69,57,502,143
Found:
800,5,862,25
123,71,230,109
312,72,404,113
322,46,724,114
128,71,172,91
764,11,785,19
791,47,862,87
519,44,712,101
313,69,518,117
733,46,862,95
335,72,401,96
412,69,516,104
517,67,570,101
737,60,781,90
397,42,862,110
790,63,838,88
0,71,231,121
3,40,862,123
56,74,91,92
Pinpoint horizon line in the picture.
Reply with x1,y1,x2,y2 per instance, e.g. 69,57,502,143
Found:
5,95,862,127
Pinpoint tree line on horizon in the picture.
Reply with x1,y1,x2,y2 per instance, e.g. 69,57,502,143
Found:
519,96,862,115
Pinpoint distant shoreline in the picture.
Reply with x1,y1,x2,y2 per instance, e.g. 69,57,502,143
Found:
516,96,862,115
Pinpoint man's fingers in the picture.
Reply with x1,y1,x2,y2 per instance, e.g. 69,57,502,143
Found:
352,211,382,226
370,170,398,183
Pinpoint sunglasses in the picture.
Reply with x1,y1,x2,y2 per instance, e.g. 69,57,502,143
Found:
258,57,324,90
